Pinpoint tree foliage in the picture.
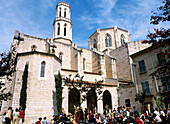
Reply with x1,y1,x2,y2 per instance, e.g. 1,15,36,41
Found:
19,63,28,111
64,73,103,105
0,46,17,100
154,95,165,109
55,72,63,116
143,0,170,79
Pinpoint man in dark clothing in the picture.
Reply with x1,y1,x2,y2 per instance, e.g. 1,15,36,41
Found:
84,108,88,120
133,106,139,119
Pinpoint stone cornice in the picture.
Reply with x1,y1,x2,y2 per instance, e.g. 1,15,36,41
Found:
17,51,62,63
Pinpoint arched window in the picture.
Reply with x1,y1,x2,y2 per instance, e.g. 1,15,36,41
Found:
105,34,112,47
31,45,37,51
59,8,61,17
83,58,86,70
40,61,46,77
64,24,67,36
59,52,63,60
93,39,97,49
121,34,125,45
57,23,60,35
64,8,66,18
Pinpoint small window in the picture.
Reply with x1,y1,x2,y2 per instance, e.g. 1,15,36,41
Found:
59,8,61,17
64,8,66,17
125,99,130,107
40,61,46,77
157,54,166,65
141,81,150,95
93,39,97,49
31,45,37,51
139,60,146,73
83,58,86,70
59,52,63,60
105,34,112,47
57,23,60,35
64,24,67,36
161,77,170,92
121,34,125,45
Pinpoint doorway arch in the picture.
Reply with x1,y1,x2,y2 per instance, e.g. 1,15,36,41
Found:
103,90,112,110
68,88,80,114
87,88,97,111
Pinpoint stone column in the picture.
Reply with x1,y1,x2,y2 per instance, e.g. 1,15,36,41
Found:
62,86,69,114
80,92,87,110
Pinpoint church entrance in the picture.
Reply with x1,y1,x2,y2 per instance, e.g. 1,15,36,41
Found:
68,88,80,114
103,90,112,110
87,88,97,112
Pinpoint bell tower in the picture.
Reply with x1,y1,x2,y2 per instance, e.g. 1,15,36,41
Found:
53,2,72,44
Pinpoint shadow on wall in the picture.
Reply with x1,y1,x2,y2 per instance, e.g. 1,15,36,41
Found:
52,90,58,115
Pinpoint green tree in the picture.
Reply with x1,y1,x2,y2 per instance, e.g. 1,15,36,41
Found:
143,0,170,79
55,72,63,116
0,46,17,100
154,95,165,109
19,63,28,111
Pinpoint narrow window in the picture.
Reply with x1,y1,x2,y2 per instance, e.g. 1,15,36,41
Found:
40,61,45,77
157,54,166,65
125,99,131,107
59,8,61,17
83,58,86,70
59,52,63,60
57,23,60,35
31,45,37,51
105,34,112,47
64,8,66,17
93,39,97,49
121,34,125,45
141,81,150,95
139,60,146,73
161,77,170,92
64,24,67,36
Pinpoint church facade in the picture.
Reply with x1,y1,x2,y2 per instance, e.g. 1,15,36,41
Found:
1,2,150,123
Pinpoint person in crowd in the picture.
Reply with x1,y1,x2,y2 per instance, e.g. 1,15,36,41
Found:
84,108,88,120
19,109,24,124
42,117,47,124
36,117,42,124
79,107,84,122
153,113,162,124
13,108,20,124
160,108,166,124
148,113,154,124
135,115,143,124
98,113,104,123
140,112,147,122
2,112,6,124
133,106,139,119
114,107,122,124
89,114,97,124
5,107,12,124
168,108,170,123
154,108,160,117
125,112,137,124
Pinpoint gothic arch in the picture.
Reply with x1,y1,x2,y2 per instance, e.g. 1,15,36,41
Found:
87,88,97,111
105,33,112,47
121,34,125,45
68,88,80,114
103,90,112,110
40,61,46,77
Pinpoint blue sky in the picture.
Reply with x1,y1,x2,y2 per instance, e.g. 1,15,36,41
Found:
0,0,169,52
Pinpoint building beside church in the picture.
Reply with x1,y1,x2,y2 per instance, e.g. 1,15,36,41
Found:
0,2,150,123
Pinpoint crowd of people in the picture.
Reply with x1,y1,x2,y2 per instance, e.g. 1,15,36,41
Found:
2,106,24,124
2,105,170,124
33,105,170,124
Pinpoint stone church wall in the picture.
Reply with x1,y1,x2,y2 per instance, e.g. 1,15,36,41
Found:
11,53,61,124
